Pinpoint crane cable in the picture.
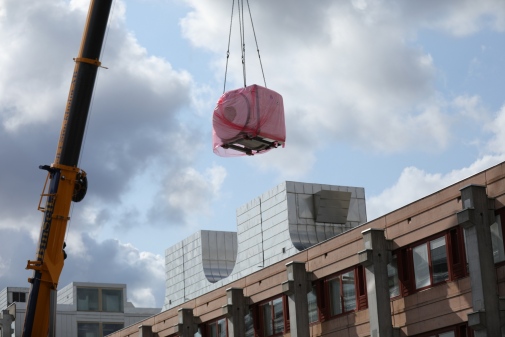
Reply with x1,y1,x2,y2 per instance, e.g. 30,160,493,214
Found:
223,0,267,93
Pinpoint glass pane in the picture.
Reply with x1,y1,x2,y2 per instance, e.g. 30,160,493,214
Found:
209,322,217,337
272,298,284,334
430,237,448,284
194,327,202,337
439,332,455,337
342,271,356,312
77,322,99,337
307,284,318,323
244,309,254,337
413,243,430,289
102,289,123,312
77,288,99,311
103,323,124,335
218,318,227,337
491,215,505,263
261,302,273,336
329,278,342,315
388,255,400,298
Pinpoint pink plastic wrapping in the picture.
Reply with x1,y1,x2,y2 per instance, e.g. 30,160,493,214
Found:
212,84,285,156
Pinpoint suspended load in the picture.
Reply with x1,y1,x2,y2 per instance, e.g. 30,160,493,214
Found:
212,0,286,157
213,84,285,156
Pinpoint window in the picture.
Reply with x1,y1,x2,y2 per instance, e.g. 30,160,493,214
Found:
388,254,400,298
77,322,123,337
316,266,367,322
102,323,124,336
413,236,448,289
492,211,505,263
259,296,287,336
12,292,26,303
77,288,99,311
244,309,254,337
396,227,467,296
327,270,356,316
207,317,227,337
77,322,99,337
77,287,123,312
102,289,123,312
307,283,318,323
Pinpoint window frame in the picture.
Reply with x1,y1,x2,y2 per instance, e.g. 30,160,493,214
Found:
205,316,228,337
77,322,100,337
396,227,467,297
76,287,124,313
11,291,27,303
102,322,125,336
77,321,124,337
307,282,319,325
324,267,360,318
412,236,449,291
388,253,401,299
493,207,505,265
257,295,289,337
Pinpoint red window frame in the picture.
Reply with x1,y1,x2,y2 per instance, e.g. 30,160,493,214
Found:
318,266,367,321
397,227,467,297
255,295,289,337
205,316,228,337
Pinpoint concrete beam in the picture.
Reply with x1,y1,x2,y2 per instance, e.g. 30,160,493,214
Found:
175,308,198,337
138,325,153,337
360,228,394,337
458,185,502,337
283,261,310,337
222,288,247,337
0,310,14,337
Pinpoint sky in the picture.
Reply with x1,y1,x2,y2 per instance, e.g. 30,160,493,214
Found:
0,0,504,309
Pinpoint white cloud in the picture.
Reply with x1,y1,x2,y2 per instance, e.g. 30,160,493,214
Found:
60,234,165,307
487,105,505,154
367,102,505,219
367,154,505,220
432,0,505,36
152,164,227,225
452,95,487,121
1,0,504,314
179,0,472,177
0,0,222,302
130,288,158,308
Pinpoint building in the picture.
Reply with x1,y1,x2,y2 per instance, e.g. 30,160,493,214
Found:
108,161,505,337
0,282,161,337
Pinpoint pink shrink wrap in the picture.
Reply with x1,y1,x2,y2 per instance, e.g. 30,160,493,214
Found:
212,84,285,156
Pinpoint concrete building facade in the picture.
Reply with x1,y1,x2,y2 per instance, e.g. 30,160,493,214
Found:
0,282,160,337
163,182,367,311
108,161,505,337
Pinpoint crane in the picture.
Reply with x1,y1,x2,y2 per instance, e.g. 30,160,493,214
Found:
22,0,113,335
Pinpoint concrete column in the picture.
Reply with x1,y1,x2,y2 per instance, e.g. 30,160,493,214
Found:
0,310,14,337
138,325,153,337
358,228,394,337
176,308,198,337
281,261,309,337
222,288,247,337
457,185,501,337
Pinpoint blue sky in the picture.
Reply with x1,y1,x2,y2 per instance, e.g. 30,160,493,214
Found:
0,0,504,308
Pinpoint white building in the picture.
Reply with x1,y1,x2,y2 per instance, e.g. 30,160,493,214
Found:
0,282,160,337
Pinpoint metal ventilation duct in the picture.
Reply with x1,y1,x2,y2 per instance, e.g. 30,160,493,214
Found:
314,190,351,223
